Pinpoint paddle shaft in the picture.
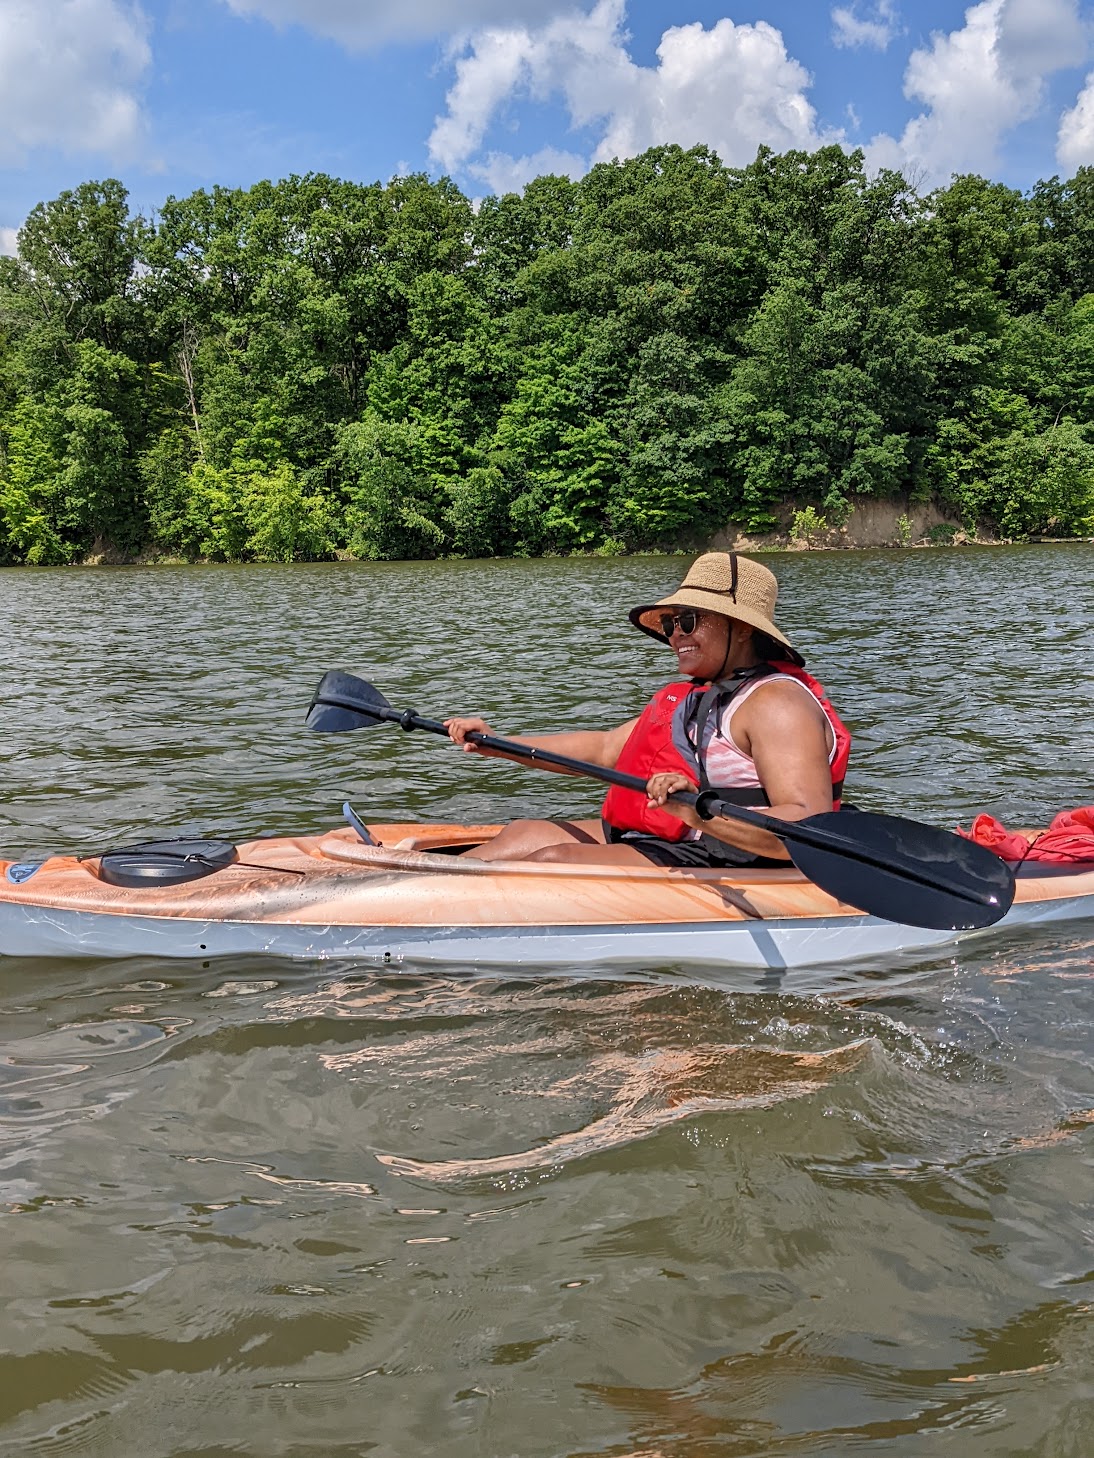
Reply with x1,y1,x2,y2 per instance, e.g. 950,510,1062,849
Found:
315,691,993,903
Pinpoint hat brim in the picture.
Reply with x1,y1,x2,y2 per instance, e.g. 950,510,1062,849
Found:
628,587,804,667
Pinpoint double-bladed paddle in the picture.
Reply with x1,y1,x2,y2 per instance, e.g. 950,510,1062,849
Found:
306,670,1015,932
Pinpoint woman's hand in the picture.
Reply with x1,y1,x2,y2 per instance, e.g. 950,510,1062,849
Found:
444,716,495,753
646,772,702,828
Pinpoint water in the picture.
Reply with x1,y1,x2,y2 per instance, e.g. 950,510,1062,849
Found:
1,547,1092,1456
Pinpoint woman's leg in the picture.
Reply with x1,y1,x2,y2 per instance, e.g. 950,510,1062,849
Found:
462,818,606,862
464,820,655,866
524,840,654,866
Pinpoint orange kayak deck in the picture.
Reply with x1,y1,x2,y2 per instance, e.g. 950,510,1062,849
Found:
0,823,1091,973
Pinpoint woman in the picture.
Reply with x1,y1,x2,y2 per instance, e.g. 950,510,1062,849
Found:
445,552,850,866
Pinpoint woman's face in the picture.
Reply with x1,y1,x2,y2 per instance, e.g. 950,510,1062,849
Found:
660,608,737,679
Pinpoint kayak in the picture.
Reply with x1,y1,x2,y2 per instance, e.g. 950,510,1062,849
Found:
1,821,1091,973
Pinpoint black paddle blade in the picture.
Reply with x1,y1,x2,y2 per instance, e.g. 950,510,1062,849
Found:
785,810,1016,931
306,671,391,733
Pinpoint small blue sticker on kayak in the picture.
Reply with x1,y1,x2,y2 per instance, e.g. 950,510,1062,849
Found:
6,861,45,884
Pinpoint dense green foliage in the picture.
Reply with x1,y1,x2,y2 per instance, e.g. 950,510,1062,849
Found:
2,148,1093,565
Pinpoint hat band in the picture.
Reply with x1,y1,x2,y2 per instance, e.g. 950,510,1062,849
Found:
688,553,738,602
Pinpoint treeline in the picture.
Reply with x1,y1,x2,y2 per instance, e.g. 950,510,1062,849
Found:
1,144,1093,565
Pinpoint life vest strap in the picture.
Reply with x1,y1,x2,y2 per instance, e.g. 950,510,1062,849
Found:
686,666,776,794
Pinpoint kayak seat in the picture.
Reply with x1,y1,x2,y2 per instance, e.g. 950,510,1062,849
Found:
392,835,484,855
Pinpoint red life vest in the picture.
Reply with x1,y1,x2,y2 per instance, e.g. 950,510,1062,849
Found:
601,664,852,841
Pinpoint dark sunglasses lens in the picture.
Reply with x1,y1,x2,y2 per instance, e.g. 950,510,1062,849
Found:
660,610,699,637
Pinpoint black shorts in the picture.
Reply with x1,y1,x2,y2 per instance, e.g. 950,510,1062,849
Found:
606,826,780,870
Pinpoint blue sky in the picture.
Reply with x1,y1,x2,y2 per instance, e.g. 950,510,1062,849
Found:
3,0,1094,251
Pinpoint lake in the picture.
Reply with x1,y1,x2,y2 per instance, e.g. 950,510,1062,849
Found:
1,545,1092,1456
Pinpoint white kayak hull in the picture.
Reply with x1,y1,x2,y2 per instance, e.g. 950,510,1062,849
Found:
1,820,1090,977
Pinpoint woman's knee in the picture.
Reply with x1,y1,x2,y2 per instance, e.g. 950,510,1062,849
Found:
524,842,572,863
473,819,560,858
471,818,602,861
497,819,554,846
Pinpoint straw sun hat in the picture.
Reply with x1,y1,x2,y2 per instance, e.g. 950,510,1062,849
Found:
628,552,804,666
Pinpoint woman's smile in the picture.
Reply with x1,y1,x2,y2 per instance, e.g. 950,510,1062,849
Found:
667,612,731,678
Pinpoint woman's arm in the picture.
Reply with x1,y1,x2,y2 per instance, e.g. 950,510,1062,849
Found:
444,716,639,776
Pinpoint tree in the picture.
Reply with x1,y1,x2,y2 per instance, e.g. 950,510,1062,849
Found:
17,179,148,355
3,147,1094,564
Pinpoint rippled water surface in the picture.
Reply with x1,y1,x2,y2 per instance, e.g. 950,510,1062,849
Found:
1,547,1093,1456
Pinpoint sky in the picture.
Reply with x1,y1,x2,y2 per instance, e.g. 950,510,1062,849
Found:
4,0,1094,254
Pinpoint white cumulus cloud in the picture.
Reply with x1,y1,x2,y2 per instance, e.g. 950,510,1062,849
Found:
0,0,151,165
219,0,568,48
471,146,589,194
429,0,832,191
1058,73,1094,170
867,0,1087,185
831,1,899,52
994,0,1087,79
1,227,19,257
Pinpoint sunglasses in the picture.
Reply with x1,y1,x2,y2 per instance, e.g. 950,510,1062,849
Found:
659,609,703,637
